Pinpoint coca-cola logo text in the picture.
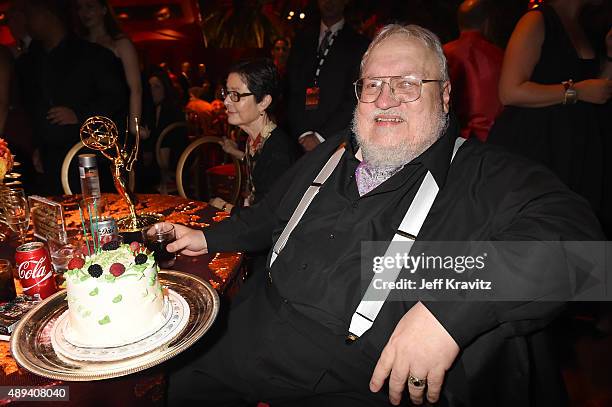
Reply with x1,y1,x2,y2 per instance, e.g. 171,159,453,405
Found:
18,257,50,280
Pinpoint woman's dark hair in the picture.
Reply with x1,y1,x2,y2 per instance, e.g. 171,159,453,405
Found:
149,68,179,108
228,58,280,115
74,0,123,40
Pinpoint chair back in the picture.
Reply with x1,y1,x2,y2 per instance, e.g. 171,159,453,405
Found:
175,136,242,204
155,122,189,169
155,121,189,194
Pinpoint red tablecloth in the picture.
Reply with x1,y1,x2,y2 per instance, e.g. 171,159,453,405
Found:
0,193,242,405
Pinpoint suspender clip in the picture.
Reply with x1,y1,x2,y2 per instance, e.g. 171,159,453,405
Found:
396,229,417,240
345,333,359,344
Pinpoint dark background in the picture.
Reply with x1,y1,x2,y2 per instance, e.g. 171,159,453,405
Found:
1,0,610,89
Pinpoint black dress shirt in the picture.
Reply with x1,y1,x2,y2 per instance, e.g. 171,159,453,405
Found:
205,118,603,405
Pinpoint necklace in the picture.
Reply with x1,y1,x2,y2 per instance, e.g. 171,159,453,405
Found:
243,121,277,206
247,121,277,156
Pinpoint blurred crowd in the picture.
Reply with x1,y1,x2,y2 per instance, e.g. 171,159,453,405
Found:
0,0,238,196
0,0,610,235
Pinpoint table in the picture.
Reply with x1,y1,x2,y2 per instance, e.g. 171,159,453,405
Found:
0,193,242,405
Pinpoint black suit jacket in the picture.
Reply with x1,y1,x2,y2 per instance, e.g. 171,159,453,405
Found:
286,25,369,140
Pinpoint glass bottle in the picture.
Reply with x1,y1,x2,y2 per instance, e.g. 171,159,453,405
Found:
78,154,101,199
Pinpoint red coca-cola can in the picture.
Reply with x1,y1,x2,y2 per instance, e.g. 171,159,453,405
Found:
15,242,58,300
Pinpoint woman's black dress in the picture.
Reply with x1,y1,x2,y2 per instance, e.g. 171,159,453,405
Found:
489,5,611,235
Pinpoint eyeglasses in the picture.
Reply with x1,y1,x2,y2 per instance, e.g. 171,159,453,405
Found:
354,76,444,103
221,88,254,102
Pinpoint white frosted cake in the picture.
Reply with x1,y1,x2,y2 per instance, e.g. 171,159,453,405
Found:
64,242,167,347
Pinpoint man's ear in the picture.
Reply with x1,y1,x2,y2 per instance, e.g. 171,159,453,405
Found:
442,81,451,113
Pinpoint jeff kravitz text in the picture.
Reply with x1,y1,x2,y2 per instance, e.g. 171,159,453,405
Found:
372,278,492,290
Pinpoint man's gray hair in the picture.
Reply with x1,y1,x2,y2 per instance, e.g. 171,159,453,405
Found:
360,24,449,82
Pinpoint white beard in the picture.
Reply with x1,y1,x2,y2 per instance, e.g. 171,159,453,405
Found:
352,105,449,168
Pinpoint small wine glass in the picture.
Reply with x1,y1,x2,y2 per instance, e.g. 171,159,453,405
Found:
1,188,30,244
142,222,177,268
47,231,81,274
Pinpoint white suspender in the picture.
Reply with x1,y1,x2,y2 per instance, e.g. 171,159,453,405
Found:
268,137,466,341
347,137,465,341
269,146,345,267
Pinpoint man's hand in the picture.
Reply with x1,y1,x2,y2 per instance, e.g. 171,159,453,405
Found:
47,106,78,125
166,224,208,256
370,302,459,406
299,133,321,152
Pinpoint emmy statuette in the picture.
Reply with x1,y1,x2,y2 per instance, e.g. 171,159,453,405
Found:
79,116,161,232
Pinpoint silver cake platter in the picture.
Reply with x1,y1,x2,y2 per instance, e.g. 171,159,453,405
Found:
10,270,219,381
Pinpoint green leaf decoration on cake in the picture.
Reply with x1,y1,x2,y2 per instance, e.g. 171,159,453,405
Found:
89,287,99,296
98,315,111,325
105,274,116,282
83,310,91,317
149,276,156,286
112,294,122,303
80,274,90,282
142,288,148,297
134,264,148,274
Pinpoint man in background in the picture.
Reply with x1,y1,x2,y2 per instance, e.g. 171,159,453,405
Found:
443,0,503,141
19,0,127,195
286,0,369,152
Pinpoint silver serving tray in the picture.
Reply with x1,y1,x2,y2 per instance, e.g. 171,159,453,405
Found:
10,270,219,381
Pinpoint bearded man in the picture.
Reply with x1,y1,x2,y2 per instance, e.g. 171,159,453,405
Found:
166,24,602,406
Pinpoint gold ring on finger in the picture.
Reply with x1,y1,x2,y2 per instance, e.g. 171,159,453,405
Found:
408,374,427,388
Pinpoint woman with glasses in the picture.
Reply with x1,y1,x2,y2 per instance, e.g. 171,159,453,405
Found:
210,58,298,213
